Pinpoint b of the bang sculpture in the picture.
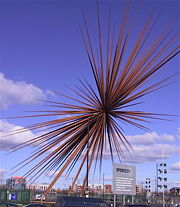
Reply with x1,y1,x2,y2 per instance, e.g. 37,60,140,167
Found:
9,2,179,193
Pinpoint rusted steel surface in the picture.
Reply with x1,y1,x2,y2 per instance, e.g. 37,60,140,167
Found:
8,2,179,194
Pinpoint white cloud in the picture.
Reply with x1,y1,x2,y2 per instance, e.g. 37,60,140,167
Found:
0,73,46,109
0,120,36,150
104,175,112,181
127,132,175,145
177,128,180,140
0,169,6,174
171,181,180,185
1,119,178,166
46,170,60,178
0,169,6,182
126,143,179,163
169,161,180,172
99,131,179,164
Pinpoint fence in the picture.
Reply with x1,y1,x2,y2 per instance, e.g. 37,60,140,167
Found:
0,189,179,207
0,189,30,204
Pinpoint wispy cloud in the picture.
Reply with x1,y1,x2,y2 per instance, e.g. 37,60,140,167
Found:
0,169,7,182
101,131,179,164
169,161,180,173
125,143,179,163
0,73,47,109
1,120,179,166
0,120,36,150
46,170,61,178
177,128,180,140
127,132,175,145
0,169,7,174
0,119,54,151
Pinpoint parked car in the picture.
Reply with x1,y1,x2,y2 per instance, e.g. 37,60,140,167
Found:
124,205,150,207
23,204,47,207
56,196,109,207
0,203,23,207
0,203,47,207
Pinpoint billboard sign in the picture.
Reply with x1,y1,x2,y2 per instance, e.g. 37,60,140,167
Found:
113,164,136,195
8,193,17,201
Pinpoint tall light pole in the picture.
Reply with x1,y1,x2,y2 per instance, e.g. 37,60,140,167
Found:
157,161,167,207
145,178,151,204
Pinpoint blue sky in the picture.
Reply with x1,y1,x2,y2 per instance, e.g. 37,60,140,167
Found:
0,0,179,191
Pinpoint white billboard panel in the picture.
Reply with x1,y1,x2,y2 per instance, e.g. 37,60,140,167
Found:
113,164,136,195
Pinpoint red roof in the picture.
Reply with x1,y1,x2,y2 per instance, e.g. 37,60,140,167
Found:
11,176,25,180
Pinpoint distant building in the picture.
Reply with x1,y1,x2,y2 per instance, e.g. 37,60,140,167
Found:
73,184,84,194
104,185,112,194
27,183,49,192
136,184,143,194
89,184,103,193
6,176,26,190
170,187,180,196
73,184,112,194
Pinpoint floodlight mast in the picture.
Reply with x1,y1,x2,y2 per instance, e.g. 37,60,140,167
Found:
157,154,167,207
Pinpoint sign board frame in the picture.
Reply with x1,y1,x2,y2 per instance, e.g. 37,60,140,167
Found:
113,163,136,195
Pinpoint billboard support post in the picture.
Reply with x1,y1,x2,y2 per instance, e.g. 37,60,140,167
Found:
132,195,134,204
123,194,125,206
113,164,136,195
113,194,116,207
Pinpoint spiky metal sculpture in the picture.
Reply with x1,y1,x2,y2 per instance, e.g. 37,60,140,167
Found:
8,2,179,193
